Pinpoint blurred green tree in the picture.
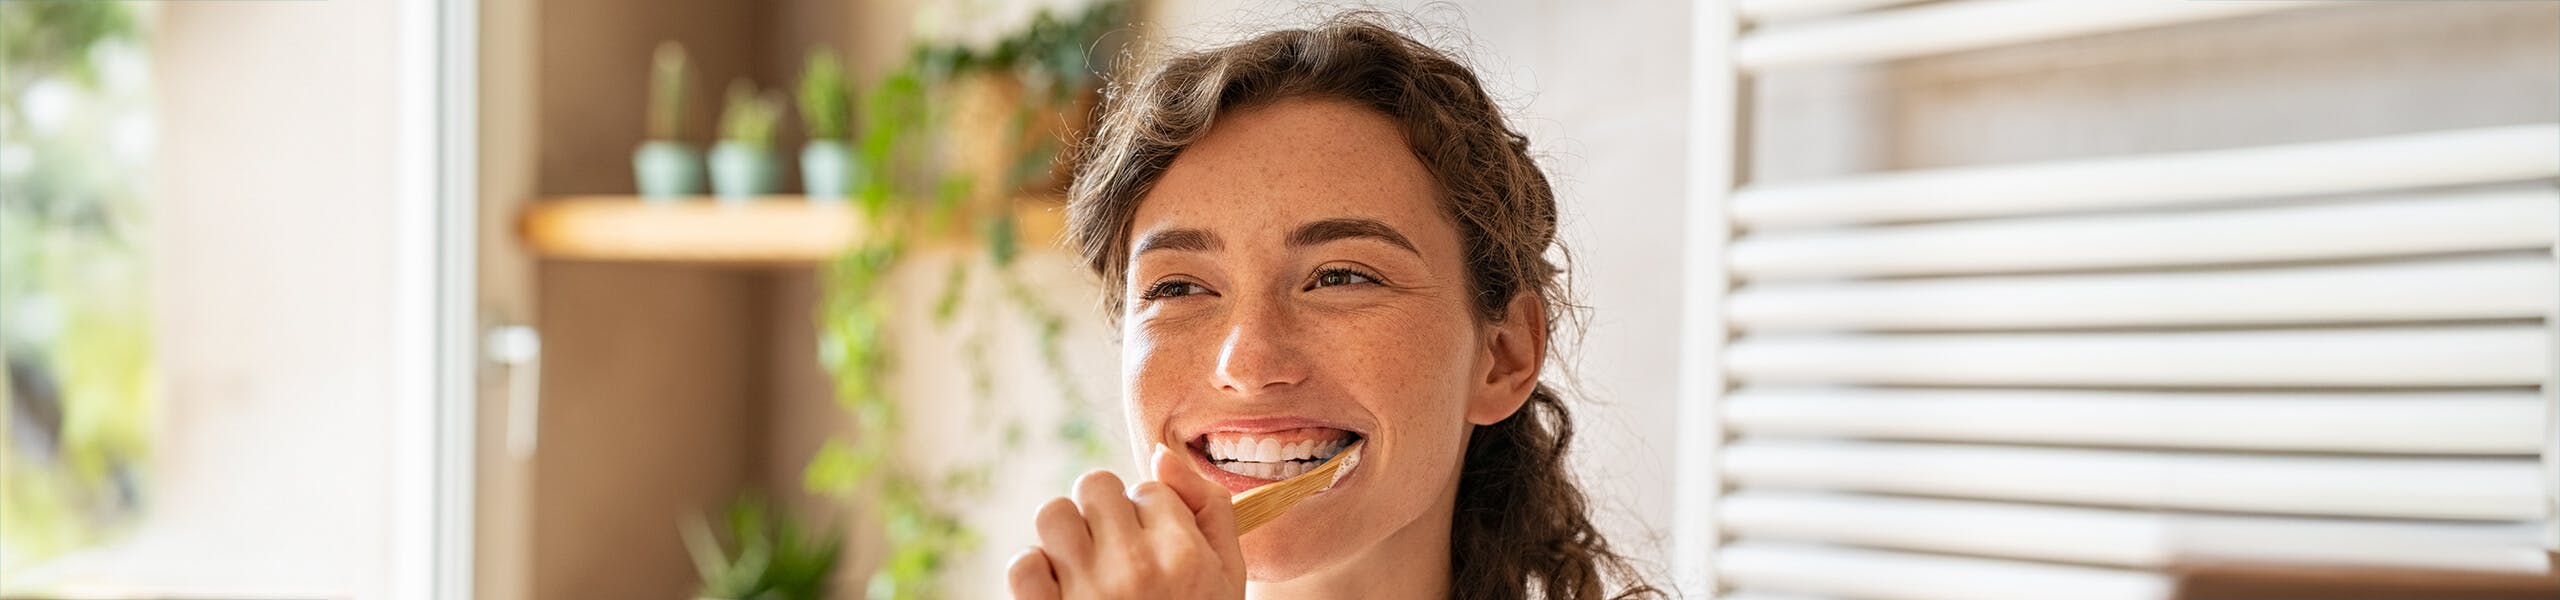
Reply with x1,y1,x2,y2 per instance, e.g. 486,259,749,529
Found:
0,0,158,577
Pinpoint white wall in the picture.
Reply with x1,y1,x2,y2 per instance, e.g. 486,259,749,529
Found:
1149,0,1694,580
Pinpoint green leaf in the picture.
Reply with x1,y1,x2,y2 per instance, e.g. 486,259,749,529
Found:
931,261,968,326
802,439,864,498
984,212,1019,266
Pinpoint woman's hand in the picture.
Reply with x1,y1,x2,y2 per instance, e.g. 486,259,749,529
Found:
1007,444,1247,600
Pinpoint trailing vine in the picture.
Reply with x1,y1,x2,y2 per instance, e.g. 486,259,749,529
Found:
806,2,1127,597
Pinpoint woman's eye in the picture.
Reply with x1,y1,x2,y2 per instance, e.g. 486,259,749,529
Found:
1310,267,1380,289
1140,280,1208,300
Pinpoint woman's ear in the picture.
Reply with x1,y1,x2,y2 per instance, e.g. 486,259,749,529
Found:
1468,292,1546,426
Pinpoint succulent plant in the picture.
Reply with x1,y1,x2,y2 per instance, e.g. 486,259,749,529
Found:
647,41,690,141
719,78,784,148
685,495,841,600
797,48,853,141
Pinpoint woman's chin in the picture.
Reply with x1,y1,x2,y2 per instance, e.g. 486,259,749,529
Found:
1238,518,1355,582
1237,486,1402,584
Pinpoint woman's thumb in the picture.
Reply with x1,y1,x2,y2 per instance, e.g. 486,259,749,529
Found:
1152,444,1245,569
1151,443,1228,513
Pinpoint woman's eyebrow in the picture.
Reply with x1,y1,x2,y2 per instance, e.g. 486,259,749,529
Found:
1133,227,1222,257
1290,217,1419,255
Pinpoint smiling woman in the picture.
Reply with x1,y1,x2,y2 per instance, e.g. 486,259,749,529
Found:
1003,12,1661,600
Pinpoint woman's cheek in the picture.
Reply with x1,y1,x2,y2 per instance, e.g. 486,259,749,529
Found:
1325,307,1475,445
1120,311,1248,442
1121,320,1187,448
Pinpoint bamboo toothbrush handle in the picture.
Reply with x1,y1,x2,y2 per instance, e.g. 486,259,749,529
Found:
1231,440,1363,536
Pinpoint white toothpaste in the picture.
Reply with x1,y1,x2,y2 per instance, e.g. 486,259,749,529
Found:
1327,444,1362,490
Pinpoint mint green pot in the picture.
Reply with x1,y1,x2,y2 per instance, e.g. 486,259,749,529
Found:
633,140,703,201
708,141,780,203
800,139,854,202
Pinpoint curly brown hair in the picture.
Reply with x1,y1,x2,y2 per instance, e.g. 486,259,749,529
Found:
1062,12,1662,600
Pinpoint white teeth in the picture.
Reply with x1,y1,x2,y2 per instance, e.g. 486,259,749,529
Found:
1200,430,1359,479
1212,459,1318,480
1205,436,1356,461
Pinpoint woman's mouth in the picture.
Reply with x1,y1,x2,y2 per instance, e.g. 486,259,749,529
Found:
1188,427,1363,492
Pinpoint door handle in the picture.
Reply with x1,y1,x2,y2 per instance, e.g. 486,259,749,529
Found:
485,324,541,459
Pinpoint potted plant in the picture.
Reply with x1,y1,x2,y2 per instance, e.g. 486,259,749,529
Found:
797,48,856,202
634,41,703,200
683,495,842,600
710,78,785,201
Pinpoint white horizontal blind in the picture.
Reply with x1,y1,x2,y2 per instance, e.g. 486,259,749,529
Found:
1734,0,2321,69
1691,3,2560,598
1735,0,1932,24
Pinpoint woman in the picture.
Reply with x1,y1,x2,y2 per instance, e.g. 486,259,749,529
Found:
1006,14,1661,600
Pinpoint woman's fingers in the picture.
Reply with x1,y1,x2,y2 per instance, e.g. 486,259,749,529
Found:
1128,480,1194,537
1151,443,1246,576
1033,496,1093,574
1071,470,1140,544
1006,547,1063,600
1028,462,1245,599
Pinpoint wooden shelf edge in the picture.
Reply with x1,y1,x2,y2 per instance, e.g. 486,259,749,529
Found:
519,195,1069,266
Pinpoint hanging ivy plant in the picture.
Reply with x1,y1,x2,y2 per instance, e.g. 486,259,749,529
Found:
806,2,1129,597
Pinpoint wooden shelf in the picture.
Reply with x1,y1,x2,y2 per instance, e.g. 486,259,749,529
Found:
520,195,1069,265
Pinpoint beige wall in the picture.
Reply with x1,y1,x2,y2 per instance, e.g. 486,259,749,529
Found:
473,0,539,597
530,263,772,600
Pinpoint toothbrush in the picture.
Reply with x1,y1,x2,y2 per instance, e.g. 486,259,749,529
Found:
1231,440,1365,536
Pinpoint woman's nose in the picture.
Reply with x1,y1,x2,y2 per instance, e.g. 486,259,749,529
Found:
1213,299,1311,395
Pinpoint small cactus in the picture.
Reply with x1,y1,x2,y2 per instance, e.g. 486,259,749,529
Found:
798,48,853,141
719,78,784,148
646,41,690,141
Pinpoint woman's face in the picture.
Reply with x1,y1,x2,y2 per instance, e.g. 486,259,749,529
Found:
1117,97,1536,582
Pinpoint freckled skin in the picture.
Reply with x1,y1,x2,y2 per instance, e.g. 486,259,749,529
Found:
1119,98,1516,598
